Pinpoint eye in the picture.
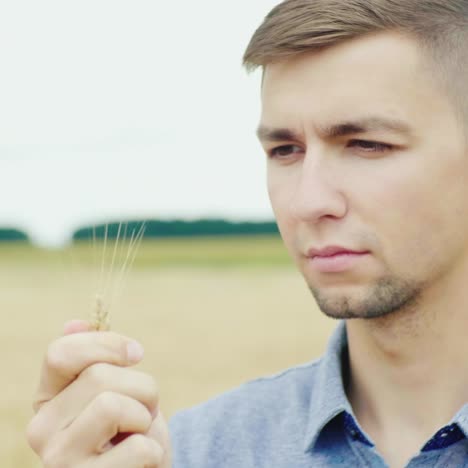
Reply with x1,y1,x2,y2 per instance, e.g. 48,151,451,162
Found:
347,140,394,153
268,145,303,159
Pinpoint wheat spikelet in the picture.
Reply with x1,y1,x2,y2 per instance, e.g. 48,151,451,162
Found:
89,221,146,331
90,294,110,331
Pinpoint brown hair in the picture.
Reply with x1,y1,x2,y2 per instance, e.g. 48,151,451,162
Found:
243,0,468,125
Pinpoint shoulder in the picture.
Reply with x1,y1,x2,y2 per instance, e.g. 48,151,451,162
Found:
170,359,322,428
169,359,323,467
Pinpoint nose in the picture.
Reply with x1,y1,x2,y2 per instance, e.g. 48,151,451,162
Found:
288,150,347,223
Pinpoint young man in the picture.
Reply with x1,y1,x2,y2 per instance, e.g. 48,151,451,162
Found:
27,1,468,467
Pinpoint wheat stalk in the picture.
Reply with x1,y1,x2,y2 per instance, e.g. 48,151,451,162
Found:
89,221,146,331
90,294,110,331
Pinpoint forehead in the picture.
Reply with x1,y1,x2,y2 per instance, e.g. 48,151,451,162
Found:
260,32,449,132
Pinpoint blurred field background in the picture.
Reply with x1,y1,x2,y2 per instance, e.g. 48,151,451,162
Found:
1,235,337,467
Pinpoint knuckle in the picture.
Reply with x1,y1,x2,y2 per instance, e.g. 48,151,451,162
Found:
26,415,44,453
144,375,159,408
81,362,109,388
45,341,67,375
42,442,69,468
93,391,121,421
129,434,151,458
128,434,164,466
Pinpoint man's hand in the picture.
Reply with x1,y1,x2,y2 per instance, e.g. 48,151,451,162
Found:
26,320,171,467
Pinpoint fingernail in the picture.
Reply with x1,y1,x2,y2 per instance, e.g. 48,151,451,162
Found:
126,341,144,363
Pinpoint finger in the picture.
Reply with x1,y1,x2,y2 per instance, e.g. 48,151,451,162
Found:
88,434,165,468
32,394,153,467
36,363,158,441
147,412,172,467
62,392,152,459
34,332,144,412
63,320,91,335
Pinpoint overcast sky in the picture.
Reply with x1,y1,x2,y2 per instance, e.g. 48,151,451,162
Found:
0,1,280,247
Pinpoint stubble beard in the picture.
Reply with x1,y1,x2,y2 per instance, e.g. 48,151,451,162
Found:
308,275,425,320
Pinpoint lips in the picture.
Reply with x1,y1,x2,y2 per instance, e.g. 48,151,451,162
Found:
306,245,371,274
307,245,368,258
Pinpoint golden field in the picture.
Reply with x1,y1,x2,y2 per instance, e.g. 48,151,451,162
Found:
0,236,337,467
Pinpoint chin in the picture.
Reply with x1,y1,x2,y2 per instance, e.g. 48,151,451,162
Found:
309,274,425,321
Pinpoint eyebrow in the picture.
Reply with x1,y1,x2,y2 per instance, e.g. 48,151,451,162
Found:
257,116,413,142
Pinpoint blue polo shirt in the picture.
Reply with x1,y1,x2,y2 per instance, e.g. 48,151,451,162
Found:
169,322,468,467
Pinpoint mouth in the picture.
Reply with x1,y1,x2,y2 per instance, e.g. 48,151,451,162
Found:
306,246,370,273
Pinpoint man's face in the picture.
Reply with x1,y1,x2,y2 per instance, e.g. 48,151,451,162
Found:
258,32,468,320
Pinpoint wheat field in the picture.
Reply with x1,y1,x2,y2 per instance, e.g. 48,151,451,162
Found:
0,236,337,467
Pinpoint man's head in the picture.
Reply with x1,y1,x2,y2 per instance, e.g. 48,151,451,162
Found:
244,1,468,320
244,0,468,128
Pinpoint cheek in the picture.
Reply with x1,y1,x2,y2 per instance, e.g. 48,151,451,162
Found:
366,159,468,278
383,201,439,276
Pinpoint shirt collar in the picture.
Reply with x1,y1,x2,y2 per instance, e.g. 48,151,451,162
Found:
302,322,468,454
450,403,468,437
303,321,353,453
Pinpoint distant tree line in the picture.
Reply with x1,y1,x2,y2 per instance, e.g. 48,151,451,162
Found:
0,228,29,242
73,219,280,241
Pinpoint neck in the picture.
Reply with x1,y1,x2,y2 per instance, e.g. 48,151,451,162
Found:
345,263,468,452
